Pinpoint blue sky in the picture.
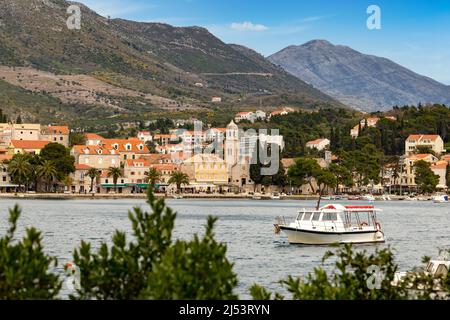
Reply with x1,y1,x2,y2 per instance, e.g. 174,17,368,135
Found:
77,0,450,84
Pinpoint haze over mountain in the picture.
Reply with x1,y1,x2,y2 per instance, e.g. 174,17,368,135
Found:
268,40,450,112
0,0,340,125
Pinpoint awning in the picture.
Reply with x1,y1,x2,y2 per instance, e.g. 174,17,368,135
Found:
0,184,19,188
101,184,128,188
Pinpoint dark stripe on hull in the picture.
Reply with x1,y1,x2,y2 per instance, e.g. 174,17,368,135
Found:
279,226,379,235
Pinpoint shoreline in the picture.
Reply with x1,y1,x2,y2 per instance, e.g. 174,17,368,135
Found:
0,193,314,200
0,193,428,201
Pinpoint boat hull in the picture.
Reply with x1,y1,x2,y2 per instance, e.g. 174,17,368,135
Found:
280,226,385,245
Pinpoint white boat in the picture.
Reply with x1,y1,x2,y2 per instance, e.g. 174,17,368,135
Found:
362,194,375,202
275,204,385,245
172,194,184,199
393,250,449,296
404,196,418,201
252,193,262,200
380,195,392,201
271,193,281,200
432,194,449,203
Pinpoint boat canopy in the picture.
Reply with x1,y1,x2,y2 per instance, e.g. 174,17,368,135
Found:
320,204,381,212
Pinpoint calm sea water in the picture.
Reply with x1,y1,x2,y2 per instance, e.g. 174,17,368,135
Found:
0,198,449,299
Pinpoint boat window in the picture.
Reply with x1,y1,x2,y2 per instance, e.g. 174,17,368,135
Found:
302,212,312,221
435,264,448,277
312,212,321,221
322,212,338,221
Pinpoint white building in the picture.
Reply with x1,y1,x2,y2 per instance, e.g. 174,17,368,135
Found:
137,131,153,143
306,138,330,151
235,111,256,123
405,134,446,156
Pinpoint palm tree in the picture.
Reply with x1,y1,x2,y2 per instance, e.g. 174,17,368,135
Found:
87,168,101,193
7,155,31,192
36,160,57,192
145,167,161,190
107,166,123,193
168,171,190,194
62,176,74,193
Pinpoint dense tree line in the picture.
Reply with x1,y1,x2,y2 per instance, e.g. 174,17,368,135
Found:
3,143,75,192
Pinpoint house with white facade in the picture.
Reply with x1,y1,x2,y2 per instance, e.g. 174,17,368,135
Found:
405,134,446,156
306,138,330,151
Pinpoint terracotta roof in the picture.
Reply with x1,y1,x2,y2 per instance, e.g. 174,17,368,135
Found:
0,154,13,161
85,133,104,140
271,108,294,116
306,138,329,145
48,126,69,135
75,164,92,170
10,140,50,149
210,128,227,133
236,111,253,116
72,145,116,155
138,131,151,135
102,139,149,154
407,153,435,161
154,134,177,139
152,164,177,171
407,134,441,142
270,110,285,116
125,159,151,167
431,161,448,170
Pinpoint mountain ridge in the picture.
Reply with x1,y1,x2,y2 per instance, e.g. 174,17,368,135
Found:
0,0,341,124
268,40,450,111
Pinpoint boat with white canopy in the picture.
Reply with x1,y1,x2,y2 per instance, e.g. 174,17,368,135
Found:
275,204,385,245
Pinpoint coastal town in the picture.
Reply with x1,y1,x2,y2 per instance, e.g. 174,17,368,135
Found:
0,108,448,198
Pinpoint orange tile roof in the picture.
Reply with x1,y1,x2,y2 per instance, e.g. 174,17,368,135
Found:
210,128,227,132
10,140,50,149
102,139,149,154
72,145,116,155
85,133,104,140
407,153,435,161
407,134,441,142
154,134,177,139
152,164,177,171
48,126,69,135
236,111,253,116
270,110,285,116
431,161,448,170
0,154,13,161
125,159,151,167
306,138,328,145
75,164,92,170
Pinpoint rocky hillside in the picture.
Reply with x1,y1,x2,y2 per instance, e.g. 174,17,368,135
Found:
269,40,450,111
0,0,341,124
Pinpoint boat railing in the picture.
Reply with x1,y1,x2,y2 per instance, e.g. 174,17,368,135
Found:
275,216,287,227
